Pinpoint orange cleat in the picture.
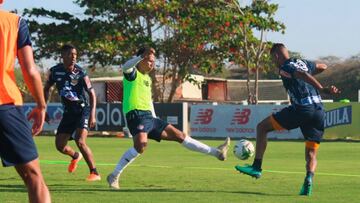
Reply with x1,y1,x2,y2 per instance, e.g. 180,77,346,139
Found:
68,153,83,173
86,173,101,181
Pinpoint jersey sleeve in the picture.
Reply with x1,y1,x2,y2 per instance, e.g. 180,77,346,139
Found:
17,18,32,49
281,59,313,78
123,68,137,81
303,59,316,74
80,65,88,76
281,64,296,74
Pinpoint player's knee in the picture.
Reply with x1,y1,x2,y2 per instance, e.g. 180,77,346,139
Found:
175,132,186,142
75,139,87,149
256,122,267,133
19,166,41,185
307,149,317,160
257,121,271,134
134,142,147,154
55,143,66,153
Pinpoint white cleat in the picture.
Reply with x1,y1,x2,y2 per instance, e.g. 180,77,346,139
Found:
217,137,231,161
107,173,120,189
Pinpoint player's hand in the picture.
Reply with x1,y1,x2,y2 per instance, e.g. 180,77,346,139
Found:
322,85,341,94
27,106,46,136
89,114,96,128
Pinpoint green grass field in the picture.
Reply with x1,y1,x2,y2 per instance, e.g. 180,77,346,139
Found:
1,137,360,203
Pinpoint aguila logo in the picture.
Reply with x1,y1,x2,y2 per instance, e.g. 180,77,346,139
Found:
231,108,251,125
194,108,213,125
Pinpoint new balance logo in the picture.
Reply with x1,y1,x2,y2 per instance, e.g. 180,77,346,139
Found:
231,108,251,125
194,109,213,125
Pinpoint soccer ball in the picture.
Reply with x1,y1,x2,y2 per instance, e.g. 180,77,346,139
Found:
233,139,255,160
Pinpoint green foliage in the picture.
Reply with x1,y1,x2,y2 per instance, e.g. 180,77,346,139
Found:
317,60,360,102
22,0,285,102
218,0,285,103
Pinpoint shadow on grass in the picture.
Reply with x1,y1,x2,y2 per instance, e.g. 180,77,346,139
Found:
0,184,27,192
45,185,293,197
0,183,294,197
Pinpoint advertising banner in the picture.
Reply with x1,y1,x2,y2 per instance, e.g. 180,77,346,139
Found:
24,102,187,133
190,103,360,139
190,104,302,139
323,103,359,139
23,103,126,132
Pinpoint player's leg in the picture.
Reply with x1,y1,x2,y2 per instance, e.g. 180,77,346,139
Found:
234,116,274,178
56,113,81,170
0,106,50,202
15,159,51,203
253,116,277,166
305,142,319,176
107,132,145,189
299,106,324,196
159,123,230,161
74,128,100,181
55,133,77,157
299,141,319,196
235,106,298,178
56,131,82,173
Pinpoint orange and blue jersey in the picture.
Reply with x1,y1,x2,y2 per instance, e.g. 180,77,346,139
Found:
0,10,32,106
0,10,38,167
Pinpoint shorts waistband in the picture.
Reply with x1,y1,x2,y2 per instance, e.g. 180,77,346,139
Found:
126,110,152,120
294,95,322,105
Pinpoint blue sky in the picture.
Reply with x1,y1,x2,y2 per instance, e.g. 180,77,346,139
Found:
2,0,360,60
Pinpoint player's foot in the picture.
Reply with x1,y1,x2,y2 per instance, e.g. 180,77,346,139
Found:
107,173,120,189
216,137,231,161
299,179,312,196
68,153,83,173
86,173,101,181
235,164,262,179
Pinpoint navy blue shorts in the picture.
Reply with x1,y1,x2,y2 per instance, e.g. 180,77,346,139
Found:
272,104,324,143
126,110,169,142
0,105,38,167
57,107,90,138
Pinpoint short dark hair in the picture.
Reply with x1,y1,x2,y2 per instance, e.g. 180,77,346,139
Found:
136,46,155,57
60,44,76,55
270,43,286,55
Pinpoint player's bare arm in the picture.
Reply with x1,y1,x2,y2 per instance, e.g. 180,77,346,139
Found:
293,70,341,95
43,72,54,103
84,75,96,128
312,63,327,75
18,45,46,135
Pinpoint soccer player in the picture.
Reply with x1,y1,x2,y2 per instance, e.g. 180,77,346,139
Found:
235,43,340,196
0,2,51,202
43,44,100,181
107,46,230,189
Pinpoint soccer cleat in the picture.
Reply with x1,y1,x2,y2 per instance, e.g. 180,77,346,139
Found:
235,165,262,179
68,153,83,173
107,173,120,189
299,179,313,196
217,137,231,161
86,173,101,181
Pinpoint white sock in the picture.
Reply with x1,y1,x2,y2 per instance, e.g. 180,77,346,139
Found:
112,147,140,177
182,136,218,157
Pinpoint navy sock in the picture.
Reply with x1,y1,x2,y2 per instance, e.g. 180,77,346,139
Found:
252,159,262,171
306,171,314,182
90,168,98,175
72,152,79,159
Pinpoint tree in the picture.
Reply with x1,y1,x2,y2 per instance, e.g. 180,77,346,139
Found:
23,0,285,103
222,0,285,104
